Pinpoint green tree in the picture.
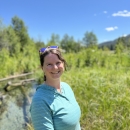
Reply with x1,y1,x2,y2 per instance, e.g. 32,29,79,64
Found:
60,34,81,53
6,26,21,56
115,37,124,54
126,38,130,48
35,40,45,51
47,33,60,46
11,16,30,51
83,31,98,48
0,20,8,50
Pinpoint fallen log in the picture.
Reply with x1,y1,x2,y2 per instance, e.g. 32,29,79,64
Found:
0,72,34,82
4,78,36,92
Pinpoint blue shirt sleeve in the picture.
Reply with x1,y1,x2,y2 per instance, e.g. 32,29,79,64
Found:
30,97,54,130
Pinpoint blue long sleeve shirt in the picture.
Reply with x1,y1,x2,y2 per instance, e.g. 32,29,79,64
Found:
30,82,81,130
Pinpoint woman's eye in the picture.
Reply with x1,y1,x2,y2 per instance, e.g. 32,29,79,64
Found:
47,64,52,66
57,62,61,65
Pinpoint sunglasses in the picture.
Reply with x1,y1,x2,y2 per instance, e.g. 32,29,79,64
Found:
39,46,59,54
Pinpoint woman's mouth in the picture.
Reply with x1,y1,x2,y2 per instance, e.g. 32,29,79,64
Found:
51,71,60,74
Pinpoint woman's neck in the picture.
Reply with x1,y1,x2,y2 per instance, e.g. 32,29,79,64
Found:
45,79,61,89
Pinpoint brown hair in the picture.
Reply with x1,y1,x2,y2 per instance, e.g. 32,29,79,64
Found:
39,49,67,81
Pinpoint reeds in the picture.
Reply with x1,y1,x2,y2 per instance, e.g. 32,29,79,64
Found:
62,67,130,130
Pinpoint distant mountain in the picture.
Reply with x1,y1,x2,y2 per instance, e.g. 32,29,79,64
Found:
98,34,130,49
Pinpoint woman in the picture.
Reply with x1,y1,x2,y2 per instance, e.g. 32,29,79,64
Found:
30,46,81,130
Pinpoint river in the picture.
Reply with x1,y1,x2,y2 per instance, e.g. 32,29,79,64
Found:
0,79,37,130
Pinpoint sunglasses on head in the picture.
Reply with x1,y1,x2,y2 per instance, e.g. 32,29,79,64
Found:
39,46,59,54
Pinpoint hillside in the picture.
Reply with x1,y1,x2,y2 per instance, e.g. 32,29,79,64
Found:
98,34,130,49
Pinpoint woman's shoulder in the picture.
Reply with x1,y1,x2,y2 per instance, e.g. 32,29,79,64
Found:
36,84,55,92
61,82,73,91
61,82,70,87
32,84,55,100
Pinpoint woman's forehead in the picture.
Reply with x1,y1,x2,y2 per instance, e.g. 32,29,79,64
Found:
44,53,60,61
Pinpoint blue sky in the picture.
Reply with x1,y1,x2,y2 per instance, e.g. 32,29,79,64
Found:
0,0,130,44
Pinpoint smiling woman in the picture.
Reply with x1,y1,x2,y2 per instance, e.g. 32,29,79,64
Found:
30,46,81,130
42,52,65,89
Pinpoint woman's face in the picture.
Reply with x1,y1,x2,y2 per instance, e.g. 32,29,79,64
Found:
42,53,64,81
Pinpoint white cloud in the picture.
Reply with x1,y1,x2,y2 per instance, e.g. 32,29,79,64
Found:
122,34,127,37
112,10,130,17
105,26,118,32
103,11,107,14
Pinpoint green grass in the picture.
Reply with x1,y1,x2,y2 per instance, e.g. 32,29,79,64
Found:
14,49,129,130
61,67,130,130
27,67,130,130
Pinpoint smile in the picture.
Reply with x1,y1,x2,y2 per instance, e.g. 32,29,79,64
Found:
51,71,60,74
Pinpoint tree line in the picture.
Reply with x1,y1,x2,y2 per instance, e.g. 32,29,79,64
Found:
0,16,99,53
0,16,130,78
1,16,130,54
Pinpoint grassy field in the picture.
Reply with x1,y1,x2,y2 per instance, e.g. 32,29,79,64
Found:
62,67,130,130
1,17,130,129
26,49,130,130
27,66,130,130
1,45,128,130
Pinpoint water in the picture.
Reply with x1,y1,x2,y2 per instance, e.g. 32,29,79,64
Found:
0,82,37,130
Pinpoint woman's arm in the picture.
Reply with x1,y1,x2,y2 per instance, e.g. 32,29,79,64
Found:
30,98,54,130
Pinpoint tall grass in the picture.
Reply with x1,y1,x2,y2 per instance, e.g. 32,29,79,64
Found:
62,67,130,130
28,67,130,130
10,48,129,130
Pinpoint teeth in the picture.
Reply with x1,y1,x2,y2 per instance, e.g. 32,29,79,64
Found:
52,72,59,74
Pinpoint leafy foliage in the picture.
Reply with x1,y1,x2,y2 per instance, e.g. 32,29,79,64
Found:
83,31,98,47
1,16,130,130
60,34,82,53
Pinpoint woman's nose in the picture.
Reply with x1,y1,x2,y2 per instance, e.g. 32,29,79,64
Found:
53,64,58,69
